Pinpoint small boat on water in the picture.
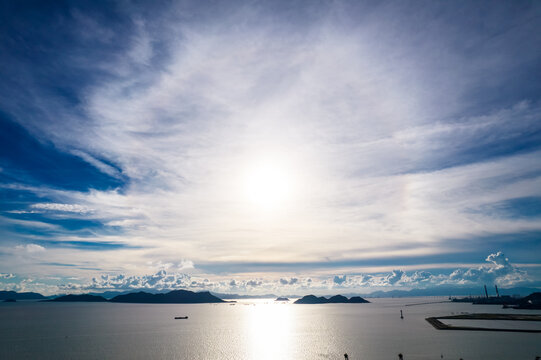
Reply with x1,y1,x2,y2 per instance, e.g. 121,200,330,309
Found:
174,316,188,319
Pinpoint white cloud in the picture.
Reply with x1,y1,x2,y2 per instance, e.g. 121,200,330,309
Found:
15,244,46,253
71,150,122,179
448,251,527,286
31,203,92,214
76,270,192,291
1,2,540,285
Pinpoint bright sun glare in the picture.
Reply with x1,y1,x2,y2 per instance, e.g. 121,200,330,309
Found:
243,161,293,210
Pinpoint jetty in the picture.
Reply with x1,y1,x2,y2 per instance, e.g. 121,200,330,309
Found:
426,313,541,333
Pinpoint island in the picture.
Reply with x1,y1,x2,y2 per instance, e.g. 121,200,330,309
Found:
294,294,369,304
110,290,225,303
0,290,46,301
39,289,226,304
46,294,108,302
515,292,541,309
275,297,289,301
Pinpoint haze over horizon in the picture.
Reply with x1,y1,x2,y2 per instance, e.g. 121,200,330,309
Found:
1,0,541,296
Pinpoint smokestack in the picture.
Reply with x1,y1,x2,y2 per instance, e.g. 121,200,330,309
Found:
484,284,489,298
495,285,500,297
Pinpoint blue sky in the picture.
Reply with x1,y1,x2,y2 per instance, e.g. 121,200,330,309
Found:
1,0,541,295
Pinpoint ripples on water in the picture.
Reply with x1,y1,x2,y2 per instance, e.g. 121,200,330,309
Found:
1,297,540,359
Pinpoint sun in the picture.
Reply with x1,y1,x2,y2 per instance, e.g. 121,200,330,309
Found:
243,161,293,210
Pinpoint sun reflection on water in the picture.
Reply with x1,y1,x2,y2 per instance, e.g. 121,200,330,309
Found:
245,302,294,360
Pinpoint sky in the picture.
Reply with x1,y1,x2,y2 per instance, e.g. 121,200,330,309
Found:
1,0,541,296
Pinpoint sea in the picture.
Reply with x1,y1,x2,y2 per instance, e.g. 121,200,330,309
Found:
1,297,540,359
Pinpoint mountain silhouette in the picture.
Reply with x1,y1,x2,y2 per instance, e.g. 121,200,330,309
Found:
110,290,225,303
294,294,369,304
47,294,108,302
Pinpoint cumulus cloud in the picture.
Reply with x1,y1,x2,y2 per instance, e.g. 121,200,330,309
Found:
448,251,526,286
280,277,299,285
246,280,263,287
12,251,530,295
384,270,405,285
326,252,527,289
407,271,433,283
61,270,192,291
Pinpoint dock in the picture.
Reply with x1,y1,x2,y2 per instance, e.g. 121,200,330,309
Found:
426,313,541,333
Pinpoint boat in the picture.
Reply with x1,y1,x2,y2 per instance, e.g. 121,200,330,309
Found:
174,316,188,319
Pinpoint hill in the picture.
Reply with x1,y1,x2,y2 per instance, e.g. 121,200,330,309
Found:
0,290,46,300
516,292,541,309
294,294,369,304
47,294,108,302
110,289,225,303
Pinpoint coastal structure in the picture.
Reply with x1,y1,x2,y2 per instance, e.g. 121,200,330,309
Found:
426,313,541,333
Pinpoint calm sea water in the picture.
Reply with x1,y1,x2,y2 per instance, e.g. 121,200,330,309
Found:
1,297,540,359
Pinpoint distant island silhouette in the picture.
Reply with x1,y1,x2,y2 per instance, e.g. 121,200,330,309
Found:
294,294,369,304
0,290,46,300
46,294,108,302
36,289,225,303
4,288,540,308
110,290,224,303
516,292,541,309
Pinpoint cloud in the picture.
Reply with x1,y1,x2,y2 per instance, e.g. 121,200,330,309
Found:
0,1,540,287
448,251,526,286
71,150,122,179
326,252,528,289
15,244,46,253
30,203,92,213
407,271,433,283
61,270,192,291
280,277,299,285
9,251,532,295
178,259,195,271
246,280,263,287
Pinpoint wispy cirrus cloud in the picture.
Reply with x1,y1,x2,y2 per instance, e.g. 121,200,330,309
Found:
0,1,540,293
15,244,46,253
30,203,93,214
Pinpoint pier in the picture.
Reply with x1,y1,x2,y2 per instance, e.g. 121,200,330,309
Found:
426,313,541,333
